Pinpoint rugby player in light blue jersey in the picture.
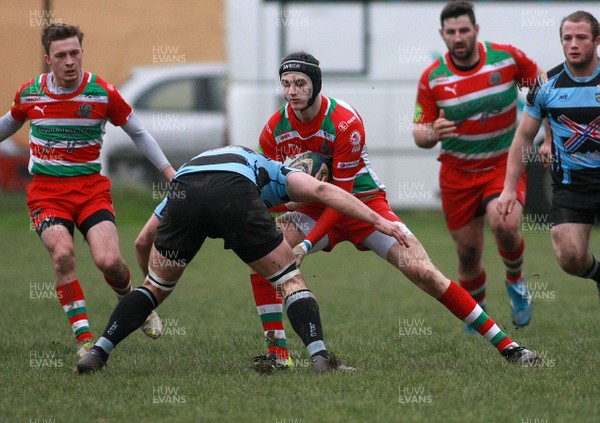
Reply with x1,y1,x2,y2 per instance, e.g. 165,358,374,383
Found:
499,10,600,299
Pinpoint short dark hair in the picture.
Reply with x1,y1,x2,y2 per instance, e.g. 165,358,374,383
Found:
440,1,476,27
560,10,600,39
41,23,84,55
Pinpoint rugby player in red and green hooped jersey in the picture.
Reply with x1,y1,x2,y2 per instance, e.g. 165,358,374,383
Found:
0,23,175,357
413,1,550,330
248,51,541,372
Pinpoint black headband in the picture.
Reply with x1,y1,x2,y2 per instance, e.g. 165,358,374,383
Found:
279,60,320,77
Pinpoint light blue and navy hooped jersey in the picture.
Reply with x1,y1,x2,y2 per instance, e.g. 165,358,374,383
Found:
153,146,300,219
525,62,600,189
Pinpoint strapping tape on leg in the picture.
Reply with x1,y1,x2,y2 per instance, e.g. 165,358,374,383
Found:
147,268,178,292
284,289,316,310
267,261,301,288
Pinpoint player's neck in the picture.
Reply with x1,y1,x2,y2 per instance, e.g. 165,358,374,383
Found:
49,71,83,92
451,49,480,69
567,56,599,78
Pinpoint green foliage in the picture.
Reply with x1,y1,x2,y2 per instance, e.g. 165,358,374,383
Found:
0,188,598,422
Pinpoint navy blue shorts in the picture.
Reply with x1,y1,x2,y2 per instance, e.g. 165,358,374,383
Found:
154,172,284,264
550,185,600,225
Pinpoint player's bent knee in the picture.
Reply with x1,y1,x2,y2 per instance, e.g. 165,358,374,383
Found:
556,252,587,276
94,253,124,273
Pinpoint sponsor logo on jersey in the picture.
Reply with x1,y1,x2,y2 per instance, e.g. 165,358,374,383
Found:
338,121,348,131
75,103,94,118
488,71,502,86
559,114,600,153
350,130,362,153
336,159,360,169
276,132,293,143
23,96,43,103
443,84,458,95
33,105,47,116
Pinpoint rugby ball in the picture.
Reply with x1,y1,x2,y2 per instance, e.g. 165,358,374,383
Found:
284,151,332,181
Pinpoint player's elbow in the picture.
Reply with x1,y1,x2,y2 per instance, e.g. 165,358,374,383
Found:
413,130,433,149
313,181,340,205
314,181,329,198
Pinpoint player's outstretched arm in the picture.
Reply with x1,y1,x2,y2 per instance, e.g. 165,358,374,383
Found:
0,112,25,143
287,171,410,248
497,112,542,220
121,113,174,179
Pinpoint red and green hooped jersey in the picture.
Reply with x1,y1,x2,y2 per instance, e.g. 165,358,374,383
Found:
10,72,132,177
258,96,385,197
414,41,539,171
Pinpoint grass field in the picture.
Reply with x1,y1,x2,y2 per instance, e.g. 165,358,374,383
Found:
0,187,598,423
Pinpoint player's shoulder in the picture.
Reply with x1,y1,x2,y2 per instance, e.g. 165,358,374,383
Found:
526,63,564,106
329,97,363,125
16,74,44,95
544,63,565,82
268,104,287,123
486,41,532,62
420,57,445,79
262,106,287,137
88,73,121,94
486,41,517,53
534,63,564,89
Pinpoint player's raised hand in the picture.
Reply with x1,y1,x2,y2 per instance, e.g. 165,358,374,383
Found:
433,109,458,140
